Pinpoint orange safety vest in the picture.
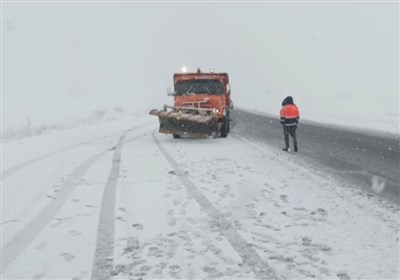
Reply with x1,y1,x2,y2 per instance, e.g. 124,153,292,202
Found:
280,104,300,119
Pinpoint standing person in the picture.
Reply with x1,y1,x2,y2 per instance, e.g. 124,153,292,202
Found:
280,96,300,152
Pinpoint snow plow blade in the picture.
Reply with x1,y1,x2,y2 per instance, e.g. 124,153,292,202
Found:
150,107,219,136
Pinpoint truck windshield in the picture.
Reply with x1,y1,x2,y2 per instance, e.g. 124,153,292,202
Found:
175,79,224,96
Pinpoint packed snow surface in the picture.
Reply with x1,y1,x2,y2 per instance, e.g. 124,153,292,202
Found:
2,111,398,279
2,2,398,277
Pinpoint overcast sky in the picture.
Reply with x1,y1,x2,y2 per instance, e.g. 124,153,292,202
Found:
3,1,399,119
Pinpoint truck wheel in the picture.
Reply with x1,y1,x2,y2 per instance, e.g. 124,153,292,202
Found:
173,134,180,139
226,110,231,133
220,117,228,138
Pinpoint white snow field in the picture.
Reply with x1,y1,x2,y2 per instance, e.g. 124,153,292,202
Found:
1,111,398,279
3,1,398,278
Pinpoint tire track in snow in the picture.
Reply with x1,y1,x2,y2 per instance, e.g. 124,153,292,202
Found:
1,129,147,274
152,132,278,280
91,132,142,280
2,135,112,180
1,151,108,272
2,122,151,180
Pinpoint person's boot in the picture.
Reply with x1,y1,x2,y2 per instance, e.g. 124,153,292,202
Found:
294,146,298,152
282,147,290,152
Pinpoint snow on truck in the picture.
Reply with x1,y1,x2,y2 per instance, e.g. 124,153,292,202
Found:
150,68,233,138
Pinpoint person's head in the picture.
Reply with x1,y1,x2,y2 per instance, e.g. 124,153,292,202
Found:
282,96,294,106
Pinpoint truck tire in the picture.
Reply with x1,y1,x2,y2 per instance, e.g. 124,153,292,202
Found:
220,116,228,138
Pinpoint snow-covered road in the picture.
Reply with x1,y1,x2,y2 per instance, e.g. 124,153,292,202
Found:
233,109,400,205
1,113,399,279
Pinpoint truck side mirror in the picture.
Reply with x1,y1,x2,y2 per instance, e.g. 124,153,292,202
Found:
226,84,231,95
167,87,175,96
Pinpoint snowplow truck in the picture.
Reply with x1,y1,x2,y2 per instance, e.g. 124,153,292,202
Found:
150,68,233,138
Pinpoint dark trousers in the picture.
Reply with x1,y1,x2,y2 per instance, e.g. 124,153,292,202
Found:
283,125,298,149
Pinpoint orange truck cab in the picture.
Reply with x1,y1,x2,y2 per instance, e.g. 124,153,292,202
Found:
150,68,233,138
